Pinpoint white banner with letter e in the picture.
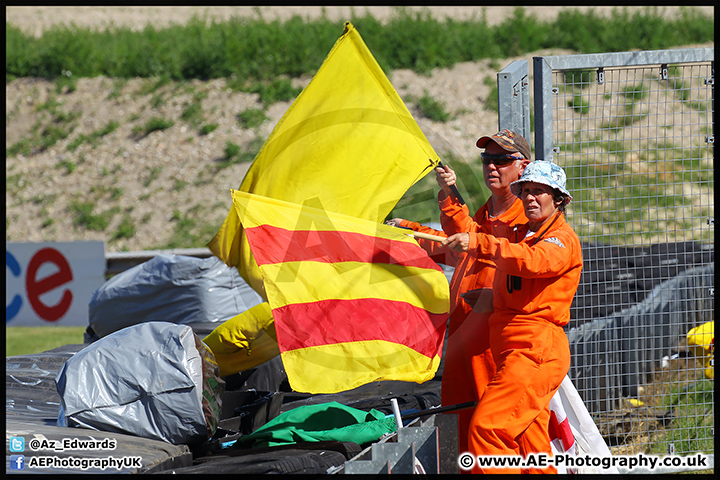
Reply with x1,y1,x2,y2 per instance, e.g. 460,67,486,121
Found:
6,241,105,326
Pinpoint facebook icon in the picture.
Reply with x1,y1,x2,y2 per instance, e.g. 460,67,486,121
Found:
10,455,25,470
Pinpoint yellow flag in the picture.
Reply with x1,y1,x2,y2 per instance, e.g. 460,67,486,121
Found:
208,22,438,298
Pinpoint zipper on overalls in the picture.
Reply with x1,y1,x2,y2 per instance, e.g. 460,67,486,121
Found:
507,225,522,293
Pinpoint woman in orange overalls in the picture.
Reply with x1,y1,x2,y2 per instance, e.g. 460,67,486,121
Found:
387,130,532,458
444,160,583,474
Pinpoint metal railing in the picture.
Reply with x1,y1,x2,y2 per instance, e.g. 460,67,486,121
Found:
105,247,213,277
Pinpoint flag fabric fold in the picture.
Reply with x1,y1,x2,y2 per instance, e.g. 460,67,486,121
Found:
550,375,618,474
208,21,439,299
231,190,450,394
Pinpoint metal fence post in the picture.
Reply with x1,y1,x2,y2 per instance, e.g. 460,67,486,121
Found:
533,56,555,162
498,60,531,142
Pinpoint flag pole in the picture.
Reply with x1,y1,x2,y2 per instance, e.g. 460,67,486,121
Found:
410,231,446,243
391,225,446,243
436,160,466,205
400,401,477,420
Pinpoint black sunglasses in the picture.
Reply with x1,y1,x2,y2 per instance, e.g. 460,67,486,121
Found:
481,153,521,166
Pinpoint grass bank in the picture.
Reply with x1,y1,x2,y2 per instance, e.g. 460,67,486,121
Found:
6,6,713,82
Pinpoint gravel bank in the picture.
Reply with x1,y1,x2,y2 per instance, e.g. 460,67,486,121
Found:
5,6,714,252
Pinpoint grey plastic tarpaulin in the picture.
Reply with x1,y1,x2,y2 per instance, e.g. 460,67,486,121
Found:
56,322,225,445
88,254,263,338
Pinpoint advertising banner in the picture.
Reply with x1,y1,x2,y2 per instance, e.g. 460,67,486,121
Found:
6,241,105,326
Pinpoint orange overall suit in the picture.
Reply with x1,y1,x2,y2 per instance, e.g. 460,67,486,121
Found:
466,212,583,474
399,190,527,457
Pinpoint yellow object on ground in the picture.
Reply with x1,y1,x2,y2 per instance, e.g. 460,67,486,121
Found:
203,302,280,377
686,321,714,379
625,398,645,407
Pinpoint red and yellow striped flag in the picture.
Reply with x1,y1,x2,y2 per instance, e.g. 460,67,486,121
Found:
231,190,450,394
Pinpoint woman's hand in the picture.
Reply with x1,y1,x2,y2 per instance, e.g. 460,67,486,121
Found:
443,233,469,253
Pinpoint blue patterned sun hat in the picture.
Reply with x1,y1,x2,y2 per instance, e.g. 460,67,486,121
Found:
510,160,572,202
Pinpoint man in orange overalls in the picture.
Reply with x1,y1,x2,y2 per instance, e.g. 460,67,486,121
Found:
444,160,583,474
387,129,532,459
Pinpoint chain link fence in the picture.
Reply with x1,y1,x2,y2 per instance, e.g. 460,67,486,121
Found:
501,47,714,466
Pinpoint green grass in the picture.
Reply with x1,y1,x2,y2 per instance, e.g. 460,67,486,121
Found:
216,136,265,170
69,201,117,231
601,112,649,130
55,71,77,93
6,173,28,196
57,158,77,174
199,123,218,135
5,7,713,82
483,76,499,112
236,78,303,105
387,176,440,225
222,141,241,161
416,90,450,122
138,75,173,95
236,108,268,129
6,326,87,357
568,93,590,114
143,166,162,187
649,379,714,457
563,69,595,87
6,103,81,157
132,116,174,137
173,178,190,191
95,119,120,136
40,124,72,149
6,138,33,157
67,121,119,152
621,82,647,101
157,206,222,249
180,101,204,127
111,214,136,241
